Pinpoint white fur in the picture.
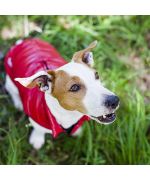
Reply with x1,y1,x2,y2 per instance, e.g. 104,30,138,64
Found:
29,129,45,149
5,75,23,111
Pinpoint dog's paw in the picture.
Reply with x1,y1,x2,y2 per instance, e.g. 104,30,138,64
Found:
29,130,45,150
72,127,83,137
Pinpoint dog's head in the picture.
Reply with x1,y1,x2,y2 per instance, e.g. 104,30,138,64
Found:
15,41,119,124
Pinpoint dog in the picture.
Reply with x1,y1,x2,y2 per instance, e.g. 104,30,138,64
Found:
4,38,119,149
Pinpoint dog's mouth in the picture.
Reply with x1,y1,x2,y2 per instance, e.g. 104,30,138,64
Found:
91,113,116,124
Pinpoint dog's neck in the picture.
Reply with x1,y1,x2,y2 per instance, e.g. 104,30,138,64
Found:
45,93,84,129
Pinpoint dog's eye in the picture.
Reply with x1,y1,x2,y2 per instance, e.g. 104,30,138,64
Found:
69,84,81,92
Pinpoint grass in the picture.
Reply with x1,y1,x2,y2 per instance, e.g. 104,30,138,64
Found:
0,15,150,164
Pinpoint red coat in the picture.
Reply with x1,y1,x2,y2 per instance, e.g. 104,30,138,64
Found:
4,38,89,138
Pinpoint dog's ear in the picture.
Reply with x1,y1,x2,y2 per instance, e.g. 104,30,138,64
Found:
72,40,97,67
15,71,55,92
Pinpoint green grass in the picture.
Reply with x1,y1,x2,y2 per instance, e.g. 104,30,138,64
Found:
0,15,150,164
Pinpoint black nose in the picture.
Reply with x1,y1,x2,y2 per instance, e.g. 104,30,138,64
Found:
105,95,119,109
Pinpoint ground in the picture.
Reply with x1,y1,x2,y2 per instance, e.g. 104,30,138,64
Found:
0,16,150,164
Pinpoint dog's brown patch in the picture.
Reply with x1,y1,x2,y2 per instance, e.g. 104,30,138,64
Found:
48,70,87,113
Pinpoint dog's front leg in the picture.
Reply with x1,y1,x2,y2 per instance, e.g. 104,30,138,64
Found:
29,128,45,150
29,118,45,149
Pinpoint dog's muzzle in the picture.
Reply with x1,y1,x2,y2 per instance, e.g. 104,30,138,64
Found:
91,95,120,124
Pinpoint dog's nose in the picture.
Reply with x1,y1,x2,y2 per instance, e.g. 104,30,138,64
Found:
104,95,119,109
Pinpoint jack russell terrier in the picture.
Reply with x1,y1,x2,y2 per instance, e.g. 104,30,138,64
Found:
4,38,119,149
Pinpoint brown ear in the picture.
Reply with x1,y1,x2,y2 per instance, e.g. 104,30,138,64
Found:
15,71,54,92
72,41,97,67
